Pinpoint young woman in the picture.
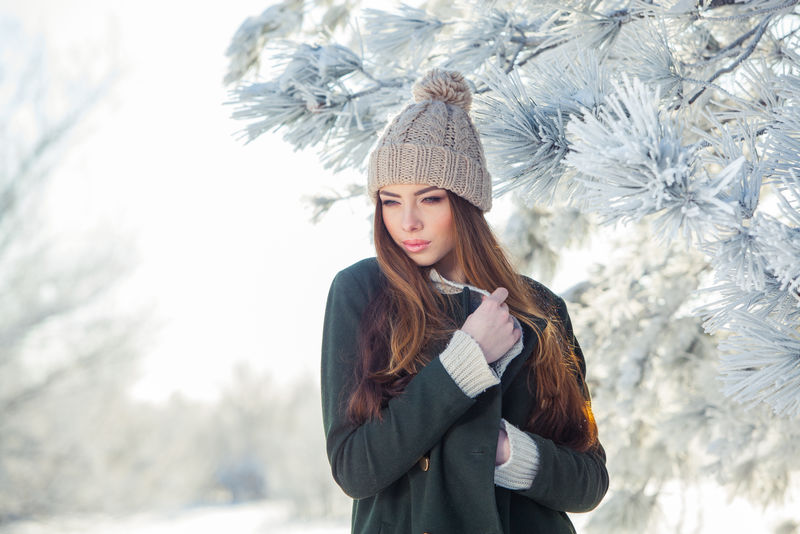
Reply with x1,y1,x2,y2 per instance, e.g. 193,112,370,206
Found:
321,69,608,534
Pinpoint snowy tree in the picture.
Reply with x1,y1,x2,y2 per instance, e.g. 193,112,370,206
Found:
0,20,156,521
209,365,346,517
564,226,800,532
225,0,800,417
224,0,800,531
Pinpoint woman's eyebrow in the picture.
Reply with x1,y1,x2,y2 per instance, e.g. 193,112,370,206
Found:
379,186,442,198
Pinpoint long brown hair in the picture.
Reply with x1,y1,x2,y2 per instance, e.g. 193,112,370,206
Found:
346,191,598,452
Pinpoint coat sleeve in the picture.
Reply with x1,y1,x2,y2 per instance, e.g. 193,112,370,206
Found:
320,267,480,500
511,295,609,513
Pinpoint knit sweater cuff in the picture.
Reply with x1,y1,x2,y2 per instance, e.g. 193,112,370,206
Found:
439,330,500,398
494,419,540,490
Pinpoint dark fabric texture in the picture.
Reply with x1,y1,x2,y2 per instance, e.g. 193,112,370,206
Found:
321,257,608,534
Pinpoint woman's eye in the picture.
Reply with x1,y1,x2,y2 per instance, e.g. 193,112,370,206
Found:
422,196,443,204
381,199,398,206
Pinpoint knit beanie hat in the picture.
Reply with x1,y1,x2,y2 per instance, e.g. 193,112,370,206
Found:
367,69,493,212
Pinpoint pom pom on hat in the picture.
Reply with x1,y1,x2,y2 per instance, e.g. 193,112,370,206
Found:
412,69,472,113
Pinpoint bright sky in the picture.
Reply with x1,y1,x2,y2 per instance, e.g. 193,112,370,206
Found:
1,0,532,402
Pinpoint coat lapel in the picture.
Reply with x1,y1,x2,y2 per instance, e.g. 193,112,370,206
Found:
500,315,546,394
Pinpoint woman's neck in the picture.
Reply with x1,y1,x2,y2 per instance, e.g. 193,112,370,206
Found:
433,255,466,284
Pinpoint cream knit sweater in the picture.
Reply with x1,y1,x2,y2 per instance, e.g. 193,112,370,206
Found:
429,269,540,491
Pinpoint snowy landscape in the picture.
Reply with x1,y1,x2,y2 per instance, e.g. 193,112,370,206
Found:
1,0,799,533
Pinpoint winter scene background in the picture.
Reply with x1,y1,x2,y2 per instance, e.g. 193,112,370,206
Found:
1,0,798,533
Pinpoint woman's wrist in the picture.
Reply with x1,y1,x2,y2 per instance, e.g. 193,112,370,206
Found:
439,330,499,398
495,428,511,465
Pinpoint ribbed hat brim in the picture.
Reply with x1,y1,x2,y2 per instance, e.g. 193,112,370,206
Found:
368,143,492,212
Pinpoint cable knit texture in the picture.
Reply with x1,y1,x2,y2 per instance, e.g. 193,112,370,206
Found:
367,69,492,212
495,419,541,489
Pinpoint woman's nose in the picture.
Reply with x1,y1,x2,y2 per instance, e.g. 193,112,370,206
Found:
402,206,422,232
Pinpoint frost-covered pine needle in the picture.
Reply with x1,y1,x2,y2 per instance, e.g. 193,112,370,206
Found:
520,49,611,118
439,8,544,73
765,74,800,182
223,1,303,85
694,275,798,334
227,81,309,142
360,4,444,65
752,212,800,295
706,227,772,292
718,311,800,417
566,75,740,242
692,113,763,220
613,18,683,103
473,63,569,203
227,42,364,149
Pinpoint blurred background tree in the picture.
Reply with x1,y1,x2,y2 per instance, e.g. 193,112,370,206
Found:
225,0,800,531
0,18,153,522
1,9,349,530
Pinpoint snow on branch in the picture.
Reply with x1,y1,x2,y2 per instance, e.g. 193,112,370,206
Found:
474,52,609,202
360,4,445,67
473,64,569,202
707,228,772,291
439,7,555,73
223,1,304,85
227,41,409,171
718,311,800,417
752,212,800,295
224,0,800,417
765,74,800,182
566,75,743,242
695,276,798,334
613,19,684,104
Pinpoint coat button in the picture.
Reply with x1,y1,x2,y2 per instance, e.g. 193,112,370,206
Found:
418,455,430,472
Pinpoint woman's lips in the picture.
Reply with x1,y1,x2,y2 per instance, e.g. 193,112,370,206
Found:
402,239,431,253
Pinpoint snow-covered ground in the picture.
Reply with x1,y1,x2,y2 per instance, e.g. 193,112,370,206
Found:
0,502,349,534
2,488,796,534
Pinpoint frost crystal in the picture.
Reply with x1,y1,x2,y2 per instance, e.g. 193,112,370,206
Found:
566,76,742,241
752,213,800,295
474,64,569,202
223,1,303,85
718,311,800,417
361,4,444,66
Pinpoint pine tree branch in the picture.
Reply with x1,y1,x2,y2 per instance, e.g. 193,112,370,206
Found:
344,79,405,102
514,40,566,70
689,126,769,150
686,16,771,105
699,0,798,21
682,25,761,68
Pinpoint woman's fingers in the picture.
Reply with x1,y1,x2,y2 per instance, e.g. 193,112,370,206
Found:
487,287,509,304
462,287,521,363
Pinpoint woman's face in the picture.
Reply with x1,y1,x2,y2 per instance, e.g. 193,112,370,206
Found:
378,184,463,282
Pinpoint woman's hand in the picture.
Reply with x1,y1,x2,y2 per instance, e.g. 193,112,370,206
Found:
496,428,510,465
461,287,521,364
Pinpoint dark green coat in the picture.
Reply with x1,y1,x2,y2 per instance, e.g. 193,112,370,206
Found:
321,258,608,534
